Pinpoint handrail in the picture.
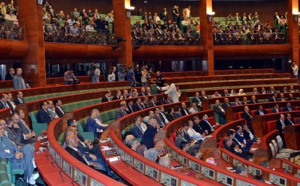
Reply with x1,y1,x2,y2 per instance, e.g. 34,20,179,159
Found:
47,118,125,186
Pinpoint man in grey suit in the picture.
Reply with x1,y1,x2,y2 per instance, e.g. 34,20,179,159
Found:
14,110,37,143
0,123,38,185
12,68,27,90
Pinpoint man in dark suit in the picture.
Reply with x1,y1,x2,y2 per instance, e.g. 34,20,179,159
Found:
270,104,280,113
154,107,165,128
248,95,259,104
221,98,231,111
180,102,189,116
0,93,9,109
242,124,256,142
141,118,159,149
101,90,111,102
53,99,65,117
115,101,128,120
126,100,134,114
37,102,52,124
280,86,288,93
254,105,267,115
148,96,158,107
242,106,253,124
285,113,295,125
13,91,25,105
282,102,293,112
138,87,148,96
12,112,37,144
86,109,107,139
200,114,214,135
192,92,202,110
5,68,15,80
214,100,227,124
132,117,144,139
133,98,145,112
192,116,205,135
156,71,164,87
160,8,168,21
268,93,277,102
276,114,287,147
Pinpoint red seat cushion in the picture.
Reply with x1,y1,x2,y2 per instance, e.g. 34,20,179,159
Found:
266,120,277,133
237,112,243,119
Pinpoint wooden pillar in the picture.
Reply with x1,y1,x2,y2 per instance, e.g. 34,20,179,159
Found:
200,0,214,76
288,0,299,65
18,1,46,87
113,0,133,67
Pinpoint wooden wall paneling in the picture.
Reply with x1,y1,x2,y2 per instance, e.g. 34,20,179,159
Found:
288,0,299,64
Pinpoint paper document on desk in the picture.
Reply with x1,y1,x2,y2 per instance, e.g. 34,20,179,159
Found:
101,146,112,150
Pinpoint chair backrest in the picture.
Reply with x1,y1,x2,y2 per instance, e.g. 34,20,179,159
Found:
276,135,283,150
269,143,275,158
266,120,277,133
271,139,278,154
29,111,38,123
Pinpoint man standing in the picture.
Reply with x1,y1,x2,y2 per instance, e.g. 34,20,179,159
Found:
160,81,180,103
13,68,27,90
5,68,15,80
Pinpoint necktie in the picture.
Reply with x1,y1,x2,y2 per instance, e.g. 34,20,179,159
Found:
205,120,213,130
19,98,23,103
57,106,65,114
20,119,31,134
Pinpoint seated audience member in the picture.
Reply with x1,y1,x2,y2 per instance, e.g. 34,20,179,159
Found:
285,113,295,125
65,134,107,173
115,101,128,120
223,89,230,96
54,99,65,117
3,119,23,147
86,109,107,139
262,91,272,102
189,103,199,114
242,106,253,125
47,100,59,119
146,87,152,95
249,95,259,104
144,148,159,162
192,92,202,110
221,98,231,111
148,96,158,107
142,97,149,108
7,92,16,110
270,104,280,113
223,136,245,158
141,118,159,149
230,90,236,96
180,102,189,116
211,91,221,98
187,120,205,141
283,102,293,112
179,141,191,153
101,90,111,102
154,107,165,128
5,68,15,80
14,91,25,105
268,86,277,94
126,100,134,114
148,110,155,119
252,88,259,95
192,116,205,137
281,86,288,93
0,94,13,114
123,89,129,99
0,124,38,185
136,144,147,156
159,106,169,124
237,89,246,96
232,97,242,106
200,114,215,134
112,90,122,100
276,114,287,147
289,85,295,93
12,113,37,144
133,97,144,112
190,147,203,160
254,105,267,115
139,87,148,96
126,138,140,151
37,101,52,124
278,93,286,102
287,93,294,100
167,108,177,122
241,97,248,105
213,100,226,124
235,126,253,149
200,90,208,100
236,163,248,177
132,117,144,139
260,87,267,94
164,95,173,104
242,124,256,142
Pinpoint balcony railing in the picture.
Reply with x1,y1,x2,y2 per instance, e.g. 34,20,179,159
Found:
0,20,25,40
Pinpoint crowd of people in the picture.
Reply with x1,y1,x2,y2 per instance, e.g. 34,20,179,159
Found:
0,0,22,40
212,11,288,45
42,1,114,45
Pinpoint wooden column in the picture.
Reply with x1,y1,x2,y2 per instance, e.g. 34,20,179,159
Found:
113,0,133,67
18,1,46,87
288,0,299,65
200,0,214,76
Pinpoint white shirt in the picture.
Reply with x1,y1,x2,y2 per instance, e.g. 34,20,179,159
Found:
187,127,204,141
189,107,198,114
